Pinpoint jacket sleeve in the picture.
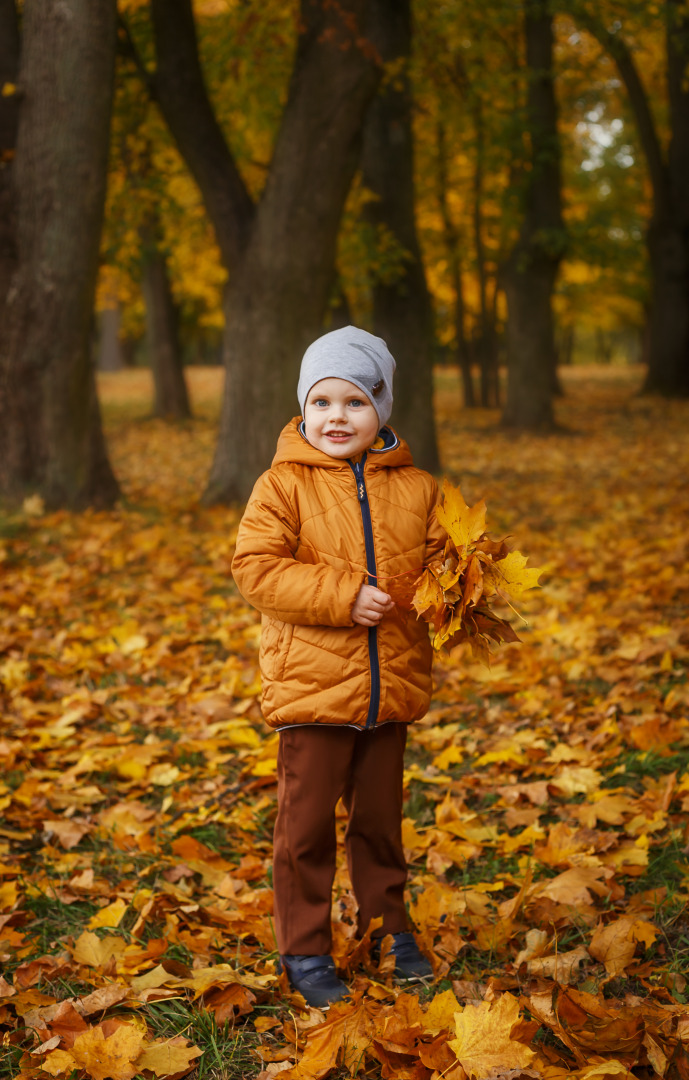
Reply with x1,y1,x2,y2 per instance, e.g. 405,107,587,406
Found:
231,469,367,627
423,475,447,566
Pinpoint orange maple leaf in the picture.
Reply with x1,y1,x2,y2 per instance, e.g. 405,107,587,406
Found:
411,481,540,660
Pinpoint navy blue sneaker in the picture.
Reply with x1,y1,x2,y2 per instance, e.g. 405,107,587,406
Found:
280,954,350,1009
371,932,433,980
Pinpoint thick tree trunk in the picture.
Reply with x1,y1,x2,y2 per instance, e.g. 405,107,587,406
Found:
0,0,19,333
642,0,689,395
0,0,119,508
360,0,440,472
141,230,191,419
644,220,689,394
502,1,565,430
152,0,381,502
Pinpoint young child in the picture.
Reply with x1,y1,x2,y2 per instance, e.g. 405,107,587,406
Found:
231,326,445,1008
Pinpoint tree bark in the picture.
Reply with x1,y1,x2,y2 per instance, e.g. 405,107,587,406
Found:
472,100,500,408
643,0,689,394
141,225,191,419
0,0,119,508
97,307,124,372
501,0,565,430
152,0,381,502
436,118,474,408
0,0,19,334
360,0,440,471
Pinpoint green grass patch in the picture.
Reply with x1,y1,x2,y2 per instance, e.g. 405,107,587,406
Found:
143,999,261,1080
21,890,100,957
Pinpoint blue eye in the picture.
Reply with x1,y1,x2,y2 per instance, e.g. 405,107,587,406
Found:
349,399,364,407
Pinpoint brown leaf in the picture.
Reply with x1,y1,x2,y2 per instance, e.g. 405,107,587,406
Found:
588,916,658,976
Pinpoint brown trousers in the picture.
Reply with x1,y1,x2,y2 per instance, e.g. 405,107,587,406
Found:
273,722,409,956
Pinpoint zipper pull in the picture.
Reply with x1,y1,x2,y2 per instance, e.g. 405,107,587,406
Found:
353,461,365,501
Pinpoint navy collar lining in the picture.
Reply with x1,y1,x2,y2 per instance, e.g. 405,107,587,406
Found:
297,419,399,454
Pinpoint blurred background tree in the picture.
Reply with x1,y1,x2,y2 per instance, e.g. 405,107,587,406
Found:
0,0,119,508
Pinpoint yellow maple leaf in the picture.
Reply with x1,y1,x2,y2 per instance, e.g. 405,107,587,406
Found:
436,480,487,552
490,550,542,601
39,1049,79,1076
449,992,535,1078
88,897,128,930
424,987,462,1033
137,1039,203,1078
412,567,445,619
72,929,127,969
70,1024,144,1080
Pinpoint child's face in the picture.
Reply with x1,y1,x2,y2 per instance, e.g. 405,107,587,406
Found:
304,378,379,458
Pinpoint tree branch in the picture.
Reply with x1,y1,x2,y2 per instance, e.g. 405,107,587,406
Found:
117,15,156,102
573,8,668,204
149,0,255,268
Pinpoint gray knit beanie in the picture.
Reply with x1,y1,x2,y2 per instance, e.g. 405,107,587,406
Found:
297,326,396,428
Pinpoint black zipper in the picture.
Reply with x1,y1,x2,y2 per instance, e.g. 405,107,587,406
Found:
351,454,380,730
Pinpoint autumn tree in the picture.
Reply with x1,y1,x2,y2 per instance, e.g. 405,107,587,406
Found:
502,0,566,430
141,215,192,420
360,0,440,471
0,0,119,508
552,20,649,365
102,18,206,419
148,0,381,502
568,0,689,396
412,1,522,409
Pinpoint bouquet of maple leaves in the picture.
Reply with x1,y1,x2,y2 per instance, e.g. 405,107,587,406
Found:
410,480,542,663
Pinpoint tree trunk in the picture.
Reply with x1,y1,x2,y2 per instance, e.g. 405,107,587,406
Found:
502,0,565,430
152,0,381,502
576,0,689,396
97,307,124,372
141,228,191,419
472,100,500,408
360,0,440,471
643,220,689,394
436,119,474,408
0,0,119,508
643,0,689,395
0,0,19,333
325,275,352,332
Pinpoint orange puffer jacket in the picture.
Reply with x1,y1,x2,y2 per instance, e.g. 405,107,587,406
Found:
231,419,446,730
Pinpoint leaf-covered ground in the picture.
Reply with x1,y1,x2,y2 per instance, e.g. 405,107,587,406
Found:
1,365,689,1080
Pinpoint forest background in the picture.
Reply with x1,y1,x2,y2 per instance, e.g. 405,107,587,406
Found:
1,1,689,1079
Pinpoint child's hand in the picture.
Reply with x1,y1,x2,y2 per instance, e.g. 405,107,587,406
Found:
352,584,395,626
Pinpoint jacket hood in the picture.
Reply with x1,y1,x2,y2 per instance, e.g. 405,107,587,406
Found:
272,417,414,470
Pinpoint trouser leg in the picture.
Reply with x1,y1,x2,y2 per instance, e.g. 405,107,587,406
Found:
343,722,409,938
273,726,356,956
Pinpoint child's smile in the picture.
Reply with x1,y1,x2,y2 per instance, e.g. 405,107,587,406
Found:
304,378,380,458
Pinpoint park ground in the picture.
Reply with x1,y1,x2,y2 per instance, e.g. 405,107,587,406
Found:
1,365,689,1079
